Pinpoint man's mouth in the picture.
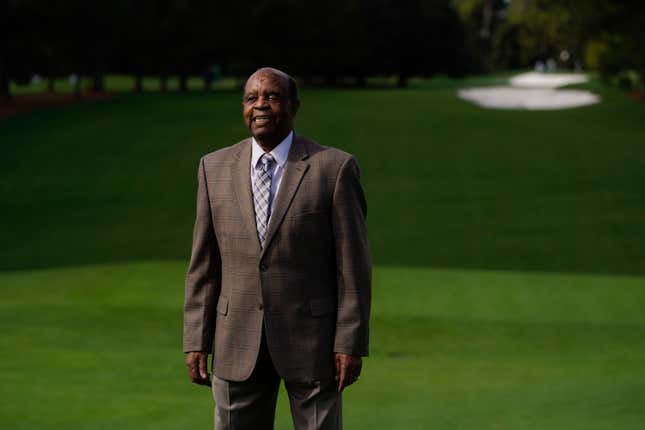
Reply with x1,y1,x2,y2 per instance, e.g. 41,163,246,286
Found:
253,115,272,125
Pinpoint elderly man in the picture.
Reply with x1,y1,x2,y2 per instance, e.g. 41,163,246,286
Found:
183,67,371,430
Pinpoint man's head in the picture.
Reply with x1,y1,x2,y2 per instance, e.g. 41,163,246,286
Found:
243,67,300,150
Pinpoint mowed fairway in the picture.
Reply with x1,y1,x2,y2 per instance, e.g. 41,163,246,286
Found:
2,76,645,429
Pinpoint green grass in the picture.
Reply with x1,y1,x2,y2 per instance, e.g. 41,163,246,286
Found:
10,75,240,94
2,74,645,429
2,75,645,274
1,263,644,429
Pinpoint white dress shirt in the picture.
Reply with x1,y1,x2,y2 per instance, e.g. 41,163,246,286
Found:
250,130,294,219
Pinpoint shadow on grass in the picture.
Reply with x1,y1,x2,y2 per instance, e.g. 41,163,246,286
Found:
1,85,645,275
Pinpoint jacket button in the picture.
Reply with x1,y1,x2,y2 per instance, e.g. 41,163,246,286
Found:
260,263,268,271
258,303,264,310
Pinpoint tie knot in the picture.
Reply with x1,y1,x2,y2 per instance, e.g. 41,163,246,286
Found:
259,153,275,172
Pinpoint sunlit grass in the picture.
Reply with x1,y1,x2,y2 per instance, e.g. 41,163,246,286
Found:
1,262,644,429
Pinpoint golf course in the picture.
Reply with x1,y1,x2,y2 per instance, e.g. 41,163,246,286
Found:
2,74,645,429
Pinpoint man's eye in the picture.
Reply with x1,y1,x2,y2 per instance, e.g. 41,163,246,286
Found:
267,94,279,101
245,96,257,103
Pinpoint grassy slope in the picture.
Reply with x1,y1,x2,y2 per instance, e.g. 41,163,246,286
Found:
2,76,645,429
1,262,644,429
2,77,645,274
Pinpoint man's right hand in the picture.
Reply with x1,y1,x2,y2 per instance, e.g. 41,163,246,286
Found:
185,351,212,386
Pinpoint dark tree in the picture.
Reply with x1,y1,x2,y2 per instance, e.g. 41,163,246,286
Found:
0,0,12,101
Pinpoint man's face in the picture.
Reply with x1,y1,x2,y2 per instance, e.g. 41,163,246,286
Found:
243,71,297,145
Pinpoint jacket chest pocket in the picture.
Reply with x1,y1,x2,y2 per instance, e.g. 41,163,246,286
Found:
287,211,329,238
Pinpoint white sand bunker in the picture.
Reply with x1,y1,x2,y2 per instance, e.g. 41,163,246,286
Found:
459,86,600,110
458,72,600,110
509,72,589,89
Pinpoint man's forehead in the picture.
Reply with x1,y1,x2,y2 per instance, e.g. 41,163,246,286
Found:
244,71,288,92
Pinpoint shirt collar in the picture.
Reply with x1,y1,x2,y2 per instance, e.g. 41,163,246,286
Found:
251,130,294,170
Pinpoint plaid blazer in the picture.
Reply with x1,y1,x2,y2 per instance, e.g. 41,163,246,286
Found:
183,134,371,382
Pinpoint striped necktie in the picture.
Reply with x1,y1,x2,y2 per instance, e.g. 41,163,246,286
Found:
252,153,275,248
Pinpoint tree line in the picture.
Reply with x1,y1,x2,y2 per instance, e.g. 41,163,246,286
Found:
457,0,645,93
1,0,644,101
0,0,467,99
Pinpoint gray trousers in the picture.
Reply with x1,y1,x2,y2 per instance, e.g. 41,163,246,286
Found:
212,331,342,430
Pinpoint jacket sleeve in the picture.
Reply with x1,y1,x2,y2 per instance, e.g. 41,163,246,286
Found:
331,155,372,356
183,156,222,353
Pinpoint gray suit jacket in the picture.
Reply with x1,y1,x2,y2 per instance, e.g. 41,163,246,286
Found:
183,134,371,383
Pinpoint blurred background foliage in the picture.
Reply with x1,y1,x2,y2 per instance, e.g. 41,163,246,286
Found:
2,0,645,99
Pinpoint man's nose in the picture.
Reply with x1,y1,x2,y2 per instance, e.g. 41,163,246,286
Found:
253,97,270,109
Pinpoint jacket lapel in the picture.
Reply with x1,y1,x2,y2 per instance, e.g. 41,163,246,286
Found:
231,139,262,252
260,135,310,259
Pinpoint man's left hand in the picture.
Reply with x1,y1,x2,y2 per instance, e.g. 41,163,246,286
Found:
334,353,362,392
